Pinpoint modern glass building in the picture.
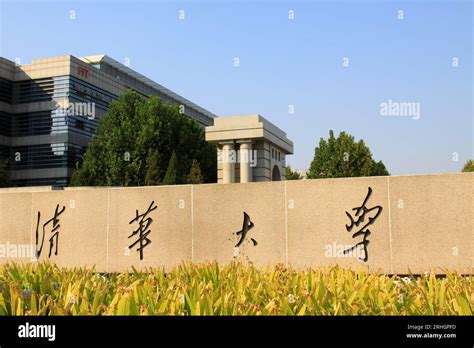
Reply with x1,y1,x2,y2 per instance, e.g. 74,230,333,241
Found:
0,55,216,187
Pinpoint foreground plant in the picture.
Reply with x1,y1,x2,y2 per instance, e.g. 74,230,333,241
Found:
0,262,471,316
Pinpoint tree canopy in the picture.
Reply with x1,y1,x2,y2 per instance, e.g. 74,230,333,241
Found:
285,165,302,180
307,130,389,179
187,159,204,184
461,159,474,172
71,90,216,186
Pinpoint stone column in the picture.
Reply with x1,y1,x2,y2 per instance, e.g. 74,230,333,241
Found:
221,142,235,184
239,141,253,183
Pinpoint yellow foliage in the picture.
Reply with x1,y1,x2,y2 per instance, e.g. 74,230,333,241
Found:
0,261,471,316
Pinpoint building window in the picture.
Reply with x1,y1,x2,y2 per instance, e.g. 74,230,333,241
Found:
278,151,281,162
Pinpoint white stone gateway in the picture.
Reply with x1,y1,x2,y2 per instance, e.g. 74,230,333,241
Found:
205,114,294,183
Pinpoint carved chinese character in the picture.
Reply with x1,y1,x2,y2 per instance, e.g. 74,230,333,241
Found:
128,201,157,260
235,212,257,248
343,187,383,262
35,204,66,258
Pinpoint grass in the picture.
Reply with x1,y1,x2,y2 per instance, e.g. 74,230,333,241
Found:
0,261,471,315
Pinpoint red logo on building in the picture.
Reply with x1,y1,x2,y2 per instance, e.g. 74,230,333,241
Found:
77,66,89,78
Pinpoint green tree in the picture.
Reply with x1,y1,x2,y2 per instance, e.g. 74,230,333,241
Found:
187,159,204,184
71,90,217,186
144,149,161,186
162,150,178,185
461,159,474,172
308,130,389,179
285,165,302,180
0,158,12,188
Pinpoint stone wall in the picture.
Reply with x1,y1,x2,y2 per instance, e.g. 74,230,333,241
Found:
0,173,472,274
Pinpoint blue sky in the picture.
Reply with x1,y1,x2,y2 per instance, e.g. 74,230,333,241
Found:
0,0,472,174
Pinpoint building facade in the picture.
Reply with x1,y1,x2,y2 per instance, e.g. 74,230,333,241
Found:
205,114,293,183
0,54,216,187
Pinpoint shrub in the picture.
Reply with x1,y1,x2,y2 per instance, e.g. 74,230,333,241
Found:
0,262,471,315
